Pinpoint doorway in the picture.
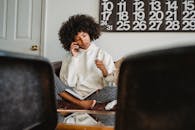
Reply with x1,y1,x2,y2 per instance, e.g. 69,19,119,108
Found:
0,0,45,55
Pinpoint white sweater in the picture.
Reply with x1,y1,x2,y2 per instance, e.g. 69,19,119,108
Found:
60,43,116,97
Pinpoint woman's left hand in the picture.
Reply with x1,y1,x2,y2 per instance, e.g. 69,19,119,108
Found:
95,60,108,77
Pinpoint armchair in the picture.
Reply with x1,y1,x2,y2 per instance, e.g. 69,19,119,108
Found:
0,50,57,130
116,45,195,130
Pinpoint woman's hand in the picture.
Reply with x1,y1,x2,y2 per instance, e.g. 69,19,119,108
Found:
95,59,108,77
70,42,80,57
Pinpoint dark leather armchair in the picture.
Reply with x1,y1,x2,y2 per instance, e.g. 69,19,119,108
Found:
0,50,57,130
116,45,195,130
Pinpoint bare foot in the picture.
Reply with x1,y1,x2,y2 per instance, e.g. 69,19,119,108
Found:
79,100,96,109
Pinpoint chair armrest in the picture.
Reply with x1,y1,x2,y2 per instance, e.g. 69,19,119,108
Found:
52,61,62,77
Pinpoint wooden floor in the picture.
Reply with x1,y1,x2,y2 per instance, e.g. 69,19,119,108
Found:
56,123,114,130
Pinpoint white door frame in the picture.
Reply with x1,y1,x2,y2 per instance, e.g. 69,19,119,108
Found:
40,0,46,56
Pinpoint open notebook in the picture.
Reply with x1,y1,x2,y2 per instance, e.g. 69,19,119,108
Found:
65,87,96,100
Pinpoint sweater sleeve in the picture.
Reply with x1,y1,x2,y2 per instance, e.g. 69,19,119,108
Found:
60,54,79,87
98,49,116,86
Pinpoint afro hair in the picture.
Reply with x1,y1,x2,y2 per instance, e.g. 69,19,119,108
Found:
58,14,101,51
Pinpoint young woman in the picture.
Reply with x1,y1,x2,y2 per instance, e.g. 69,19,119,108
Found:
55,14,117,110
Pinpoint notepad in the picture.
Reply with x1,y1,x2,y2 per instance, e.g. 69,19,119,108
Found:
65,88,96,100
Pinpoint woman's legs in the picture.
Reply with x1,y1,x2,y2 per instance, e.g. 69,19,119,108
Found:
54,74,96,109
87,86,117,103
54,74,66,100
58,92,96,109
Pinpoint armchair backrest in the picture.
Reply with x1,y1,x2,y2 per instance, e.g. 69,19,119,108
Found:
0,50,57,130
52,61,62,77
116,45,195,130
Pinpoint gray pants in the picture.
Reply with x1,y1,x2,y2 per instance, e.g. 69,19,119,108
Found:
54,74,117,103
54,74,117,126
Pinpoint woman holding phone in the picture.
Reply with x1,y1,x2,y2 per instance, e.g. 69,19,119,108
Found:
55,14,117,110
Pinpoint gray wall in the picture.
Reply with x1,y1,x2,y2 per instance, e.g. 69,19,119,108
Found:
44,0,195,61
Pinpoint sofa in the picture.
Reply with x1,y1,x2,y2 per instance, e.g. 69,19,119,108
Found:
52,57,124,85
52,57,124,110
